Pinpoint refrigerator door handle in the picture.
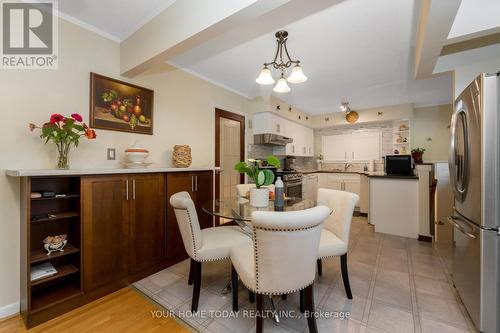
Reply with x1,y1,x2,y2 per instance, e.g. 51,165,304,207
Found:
447,216,477,239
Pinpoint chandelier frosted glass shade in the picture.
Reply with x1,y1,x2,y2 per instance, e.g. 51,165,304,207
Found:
273,76,291,93
287,65,308,83
255,66,275,85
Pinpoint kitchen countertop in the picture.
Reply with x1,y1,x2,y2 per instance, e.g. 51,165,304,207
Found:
300,170,418,179
5,166,219,177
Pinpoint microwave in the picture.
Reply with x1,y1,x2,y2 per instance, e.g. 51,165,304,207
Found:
384,155,413,175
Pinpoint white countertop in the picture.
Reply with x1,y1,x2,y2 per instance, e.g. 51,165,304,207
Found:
5,166,219,177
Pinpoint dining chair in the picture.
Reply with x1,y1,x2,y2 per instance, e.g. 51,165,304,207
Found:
169,191,252,312
230,206,330,333
315,188,359,299
236,183,275,198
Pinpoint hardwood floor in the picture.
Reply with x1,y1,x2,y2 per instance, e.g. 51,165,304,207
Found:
0,288,189,333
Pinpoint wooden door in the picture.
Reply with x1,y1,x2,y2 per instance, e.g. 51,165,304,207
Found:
166,172,194,264
193,171,214,229
82,175,129,292
129,173,165,274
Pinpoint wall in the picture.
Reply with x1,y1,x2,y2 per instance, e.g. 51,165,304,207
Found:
0,19,249,317
411,104,453,162
310,104,414,128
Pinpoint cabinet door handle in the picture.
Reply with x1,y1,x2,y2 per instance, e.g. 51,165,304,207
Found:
345,152,347,160
276,124,280,133
125,179,129,200
191,176,194,192
195,176,198,191
132,179,136,200
352,152,354,160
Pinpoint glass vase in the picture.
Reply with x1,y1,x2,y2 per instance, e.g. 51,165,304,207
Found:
56,142,71,169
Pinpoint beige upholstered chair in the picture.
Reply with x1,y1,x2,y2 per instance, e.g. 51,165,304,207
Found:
316,188,359,299
169,191,252,312
230,206,330,333
236,183,275,198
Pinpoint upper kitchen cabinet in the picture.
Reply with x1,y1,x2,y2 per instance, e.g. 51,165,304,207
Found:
252,112,286,136
322,132,381,162
284,119,314,157
253,112,314,157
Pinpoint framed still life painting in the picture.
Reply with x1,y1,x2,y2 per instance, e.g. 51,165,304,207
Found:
89,72,154,135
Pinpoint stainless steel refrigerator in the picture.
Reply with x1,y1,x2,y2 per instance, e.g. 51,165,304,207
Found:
448,73,500,333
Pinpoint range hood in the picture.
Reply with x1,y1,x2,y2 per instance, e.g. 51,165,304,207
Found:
253,133,293,146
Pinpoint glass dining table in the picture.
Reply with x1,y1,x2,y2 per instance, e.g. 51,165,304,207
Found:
202,197,320,236
201,196,324,319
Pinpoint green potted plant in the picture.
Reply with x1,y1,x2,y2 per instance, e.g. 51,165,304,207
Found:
234,155,280,207
411,147,426,164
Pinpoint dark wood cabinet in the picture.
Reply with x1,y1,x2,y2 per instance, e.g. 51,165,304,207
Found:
82,175,129,291
166,171,213,264
82,173,165,291
129,174,165,274
18,170,211,328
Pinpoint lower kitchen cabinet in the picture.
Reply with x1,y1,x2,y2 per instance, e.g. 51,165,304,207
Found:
315,173,361,207
82,175,130,291
82,173,166,291
129,174,166,274
166,171,213,265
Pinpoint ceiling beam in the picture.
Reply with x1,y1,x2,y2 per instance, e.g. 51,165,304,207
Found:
441,31,500,56
414,0,461,79
120,0,290,77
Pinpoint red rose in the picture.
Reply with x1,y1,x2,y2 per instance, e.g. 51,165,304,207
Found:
50,114,64,124
85,128,96,139
71,113,83,122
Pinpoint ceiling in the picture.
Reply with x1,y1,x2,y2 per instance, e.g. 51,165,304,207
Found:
448,0,500,41
58,0,177,41
169,0,452,115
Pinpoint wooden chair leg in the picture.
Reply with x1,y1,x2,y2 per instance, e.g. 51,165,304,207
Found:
281,294,287,300
299,289,305,313
340,253,353,299
191,261,202,312
231,265,239,312
256,294,263,333
249,290,255,303
304,284,318,333
316,259,323,276
188,258,195,285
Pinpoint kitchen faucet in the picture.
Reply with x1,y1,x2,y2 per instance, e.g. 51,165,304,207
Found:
344,163,353,171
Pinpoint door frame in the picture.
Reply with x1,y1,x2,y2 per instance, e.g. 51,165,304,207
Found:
215,108,245,202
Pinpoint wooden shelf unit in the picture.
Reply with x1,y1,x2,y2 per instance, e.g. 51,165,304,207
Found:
21,176,82,327
30,244,79,264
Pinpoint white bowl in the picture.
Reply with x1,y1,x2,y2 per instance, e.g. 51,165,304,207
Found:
126,151,149,163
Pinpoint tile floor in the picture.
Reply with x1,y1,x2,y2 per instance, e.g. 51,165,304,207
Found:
134,216,477,333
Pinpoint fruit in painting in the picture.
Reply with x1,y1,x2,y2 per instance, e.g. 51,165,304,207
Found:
101,90,150,130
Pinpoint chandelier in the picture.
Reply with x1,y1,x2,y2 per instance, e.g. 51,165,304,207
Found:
255,31,307,93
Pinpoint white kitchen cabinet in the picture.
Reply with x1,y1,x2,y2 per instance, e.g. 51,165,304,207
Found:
350,133,381,161
322,132,381,162
253,113,285,135
315,173,361,207
360,175,369,214
322,134,350,161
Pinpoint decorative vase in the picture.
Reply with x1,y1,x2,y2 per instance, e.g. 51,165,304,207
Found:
172,145,192,167
250,188,269,208
56,142,71,169
412,152,423,164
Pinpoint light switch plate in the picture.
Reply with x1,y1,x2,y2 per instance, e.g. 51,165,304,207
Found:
107,148,116,160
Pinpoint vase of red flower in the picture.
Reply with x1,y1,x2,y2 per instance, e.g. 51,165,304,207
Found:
29,113,96,169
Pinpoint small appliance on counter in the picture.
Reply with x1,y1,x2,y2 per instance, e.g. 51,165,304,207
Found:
284,156,296,171
384,155,413,175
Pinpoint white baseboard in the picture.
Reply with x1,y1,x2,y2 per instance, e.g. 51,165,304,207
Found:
0,302,19,320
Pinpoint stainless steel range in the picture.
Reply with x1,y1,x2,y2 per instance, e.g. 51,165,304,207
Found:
275,171,302,198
